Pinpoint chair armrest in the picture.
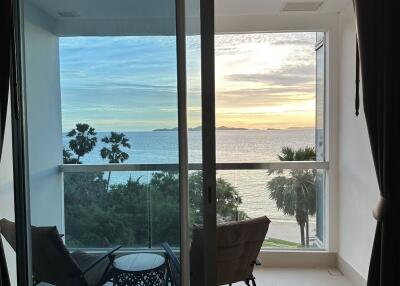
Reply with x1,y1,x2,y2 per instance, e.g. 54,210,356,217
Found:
161,243,181,272
81,245,122,275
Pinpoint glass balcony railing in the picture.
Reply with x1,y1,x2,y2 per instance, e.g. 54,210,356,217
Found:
63,170,181,249
61,162,328,250
216,168,326,249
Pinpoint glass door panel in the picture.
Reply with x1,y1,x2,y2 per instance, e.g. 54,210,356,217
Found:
214,31,327,250
315,32,326,244
16,0,221,284
21,0,188,284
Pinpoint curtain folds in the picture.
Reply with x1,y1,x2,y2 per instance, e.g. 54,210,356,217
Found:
353,1,400,285
0,0,12,285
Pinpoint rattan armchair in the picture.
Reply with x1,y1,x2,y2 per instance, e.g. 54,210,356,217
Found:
162,216,270,286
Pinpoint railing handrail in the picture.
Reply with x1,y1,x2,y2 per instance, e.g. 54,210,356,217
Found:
60,161,329,172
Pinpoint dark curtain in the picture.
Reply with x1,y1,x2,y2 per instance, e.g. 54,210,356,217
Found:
0,0,12,284
353,1,400,286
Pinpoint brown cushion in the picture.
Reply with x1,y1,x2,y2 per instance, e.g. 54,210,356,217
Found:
0,219,16,250
32,225,84,285
190,216,270,286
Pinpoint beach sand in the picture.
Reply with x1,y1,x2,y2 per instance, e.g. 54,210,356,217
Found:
267,220,317,244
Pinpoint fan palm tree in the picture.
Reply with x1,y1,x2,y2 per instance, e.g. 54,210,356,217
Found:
100,132,131,190
267,146,316,247
67,123,97,163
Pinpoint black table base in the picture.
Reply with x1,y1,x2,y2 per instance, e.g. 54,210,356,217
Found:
113,264,165,286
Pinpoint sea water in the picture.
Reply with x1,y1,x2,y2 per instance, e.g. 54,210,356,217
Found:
63,129,315,221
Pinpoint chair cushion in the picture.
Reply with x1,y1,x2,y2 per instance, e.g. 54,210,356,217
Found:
31,226,84,285
190,216,270,286
71,251,112,286
0,219,16,249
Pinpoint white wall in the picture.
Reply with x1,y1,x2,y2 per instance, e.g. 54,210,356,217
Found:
0,96,17,285
24,3,64,231
337,3,379,280
216,12,339,33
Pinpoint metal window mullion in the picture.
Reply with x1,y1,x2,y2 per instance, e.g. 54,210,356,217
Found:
10,0,33,285
175,0,190,283
200,0,217,283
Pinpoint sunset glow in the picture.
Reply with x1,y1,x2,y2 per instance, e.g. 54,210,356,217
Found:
60,32,316,131
214,32,316,129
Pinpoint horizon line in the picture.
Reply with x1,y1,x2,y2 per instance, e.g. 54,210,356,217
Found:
61,126,315,133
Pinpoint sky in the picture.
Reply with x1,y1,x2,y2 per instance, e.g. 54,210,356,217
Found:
60,32,316,132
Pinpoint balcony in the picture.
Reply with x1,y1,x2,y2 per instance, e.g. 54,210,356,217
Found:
0,0,375,285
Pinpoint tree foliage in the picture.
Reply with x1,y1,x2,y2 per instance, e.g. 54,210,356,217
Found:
188,172,247,224
64,171,247,248
277,146,316,161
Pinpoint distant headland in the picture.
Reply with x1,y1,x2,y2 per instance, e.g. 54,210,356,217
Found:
152,125,312,131
153,126,248,131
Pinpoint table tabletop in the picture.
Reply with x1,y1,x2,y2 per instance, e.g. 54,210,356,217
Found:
114,253,165,273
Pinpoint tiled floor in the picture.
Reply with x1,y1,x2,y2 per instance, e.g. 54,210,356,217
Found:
86,267,355,286
228,268,354,286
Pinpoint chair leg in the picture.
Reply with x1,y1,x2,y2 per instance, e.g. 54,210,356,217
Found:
250,277,256,286
244,279,251,286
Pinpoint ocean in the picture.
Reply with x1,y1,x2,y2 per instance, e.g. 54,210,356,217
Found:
63,129,315,221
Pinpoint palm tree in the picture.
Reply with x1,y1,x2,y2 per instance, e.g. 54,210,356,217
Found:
67,123,97,163
100,132,131,190
267,146,316,247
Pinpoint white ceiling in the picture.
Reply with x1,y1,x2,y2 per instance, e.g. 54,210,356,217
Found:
26,0,350,36
27,0,176,20
215,0,350,16
28,0,351,21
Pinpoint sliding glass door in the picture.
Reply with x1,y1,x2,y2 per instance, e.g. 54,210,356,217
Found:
12,0,220,284
199,0,217,283
13,0,332,283
186,0,217,283
214,31,327,249
14,0,214,284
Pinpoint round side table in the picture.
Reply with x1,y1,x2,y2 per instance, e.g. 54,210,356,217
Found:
112,253,166,286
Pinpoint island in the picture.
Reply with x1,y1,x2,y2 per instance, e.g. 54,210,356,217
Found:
153,126,249,131
152,126,311,131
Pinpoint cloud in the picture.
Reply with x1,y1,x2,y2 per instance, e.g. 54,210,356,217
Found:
226,72,314,86
60,33,318,130
224,59,315,86
215,33,316,122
